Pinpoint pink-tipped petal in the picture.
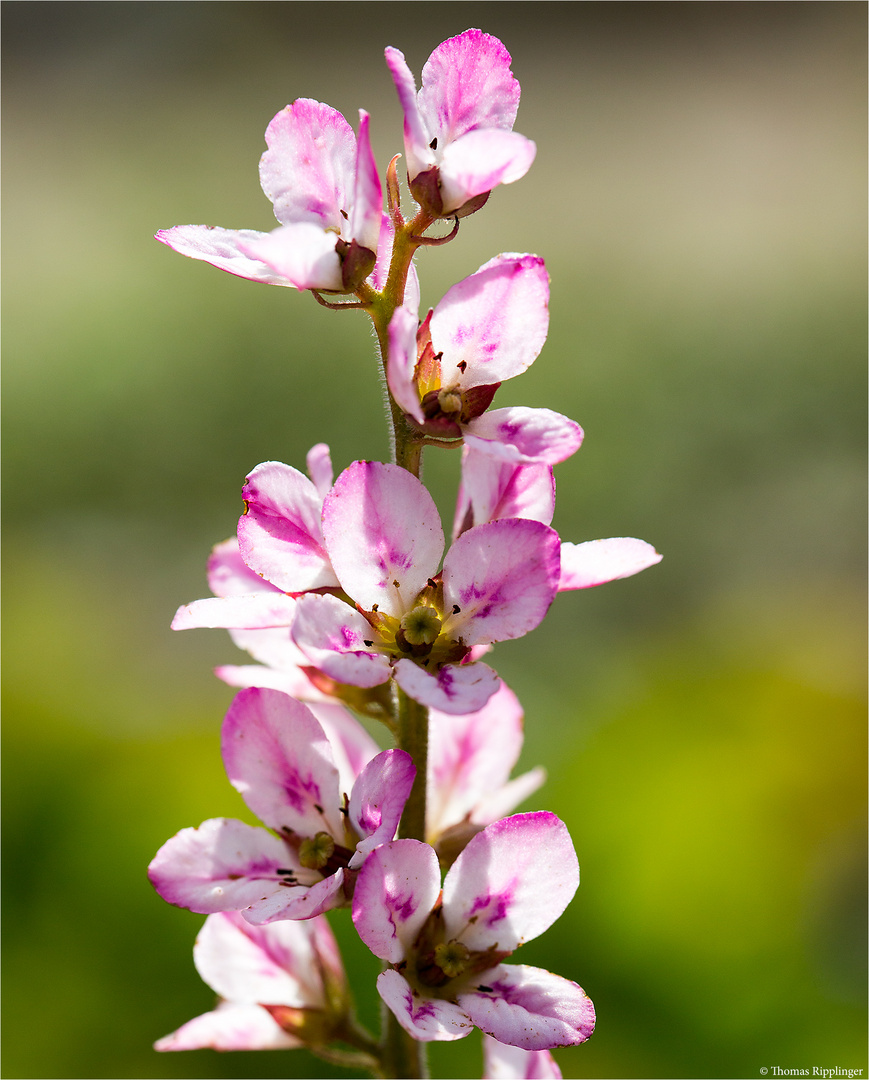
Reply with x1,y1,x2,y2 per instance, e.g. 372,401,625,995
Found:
459,965,595,1050
377,969,473,1042
260,99,355,229
454,447,555,539
350,111,382,253
427,683,525,836
155,226,297,286
483,1035,563,1079
322,462,443,616
352,839,441,963
431,255,549,390
306,443,334,499
291,593,393,688
238,222,343,292
388,305,426,423
439,130,536,213
348,749,416,867
171,593,297,631
442,813,578,953
393,658,501,715
148,818,293,914
441,520,561,646
384,46,431,178
155,1001,298,1052
463,408,583,466
221,688,342,839
558,537,663,590
237,460,336,593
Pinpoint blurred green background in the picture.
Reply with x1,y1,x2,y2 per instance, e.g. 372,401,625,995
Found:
3,2,866,1078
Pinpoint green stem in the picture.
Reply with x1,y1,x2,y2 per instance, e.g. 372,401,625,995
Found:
395,686,428,842
378,988,429,1080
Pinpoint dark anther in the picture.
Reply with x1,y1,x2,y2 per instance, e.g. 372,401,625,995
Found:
314,803,324,814
429,137,438,150
452,604,461,614
477,985,493,993
457,360,467,373
340,208,349,220
372,603,379,612
363,639,373,647
393,579,401,588
427,578,437,588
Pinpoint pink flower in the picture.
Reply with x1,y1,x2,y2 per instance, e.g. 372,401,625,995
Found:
483,1035,562,1079
427,683,545,864
385,30,536,217
156,101,385,293
290,460,562,715
387,255,583,464
352,812,595,1050
155,911,346,1052
148,687,414,923
455,445,664,587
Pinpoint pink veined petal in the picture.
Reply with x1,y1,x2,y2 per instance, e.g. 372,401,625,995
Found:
349,110,382,253
387,305,426,423
215,662,330,702
438,129,537,213
207,536,279,597
238,222,343,292
431,255,549,390
463,408,584,466
171,593,297,631
291,593,393,688
417,31,520,144
321,462,443,617
352,839,441,963
558,537,663,590
306,443,334,500
155,226,298,286
442,813,579,953
427,682,525,837
459,965,595,1051
453,446,555,539
441,520,561,646
221,688,343,840
155,1001,299,1052
147,818,294,915
237,460,337,593
194,911,326,1006
307,702,380,798
244,868,347,924
482,1034,563,1079
259,99,355,229
393,658,501,716
472,768,547,828
377,969,473,1042
348,749,416,868
384,46,432,179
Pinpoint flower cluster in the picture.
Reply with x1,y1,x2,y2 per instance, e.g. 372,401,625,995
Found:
152,28,660,1079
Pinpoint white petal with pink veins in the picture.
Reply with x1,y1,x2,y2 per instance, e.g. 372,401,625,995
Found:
245,868,347,924
482,1035,562,1079
393,658,501,716
442,813,578,953
459,965,595,1050
349,111,382,254
348,750,416,867
221,688,342,840
171,593,297,631
454,448,554,539
463,408,583,466
441,520,560,646
352,839,441,964
558,537,662,590
308,703,380,796
377,969,473,1042
239,222,343,292
291,593,393,688
322,462,443,617
259,99,355,230
147,818,294,914
237,460,336,593
207,536,278,597
155,226,298,286
431,255,548,390
155,1001,299,1052
383,47,431,179
438,130,536,213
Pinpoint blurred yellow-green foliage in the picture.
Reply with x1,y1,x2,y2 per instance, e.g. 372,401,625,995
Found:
3,3,866,1078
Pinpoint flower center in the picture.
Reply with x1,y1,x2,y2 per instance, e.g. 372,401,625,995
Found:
400,605,443,646
298,831,336,870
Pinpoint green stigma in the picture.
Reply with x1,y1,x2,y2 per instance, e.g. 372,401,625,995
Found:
437,387,463,416
298,831,336,870
400,605,443,646
434,939,470,979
